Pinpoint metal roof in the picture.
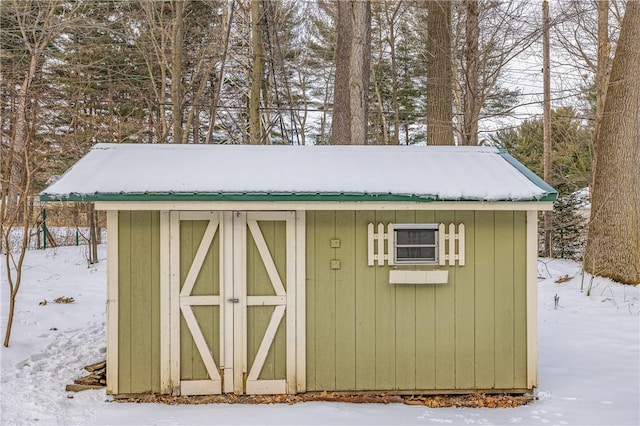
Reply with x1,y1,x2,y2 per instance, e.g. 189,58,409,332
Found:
40,143,557,203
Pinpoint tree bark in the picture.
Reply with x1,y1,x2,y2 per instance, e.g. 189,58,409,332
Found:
330,1,371,145
207,1,236,144
583,1,640,284
87,202,99,264
543,0,553,257
250,0,265,145
383,0,401,145
171,0,184,144
461,0,479,146
426,0,454,146
349,0,371,146
594,0,611,162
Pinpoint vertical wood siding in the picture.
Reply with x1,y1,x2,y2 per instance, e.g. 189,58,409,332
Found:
118,211,161,394
306,210,529,392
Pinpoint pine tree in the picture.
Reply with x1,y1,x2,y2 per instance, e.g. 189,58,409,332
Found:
552,192,587,260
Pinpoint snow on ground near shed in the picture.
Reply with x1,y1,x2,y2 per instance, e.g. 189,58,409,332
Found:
1,245,639,426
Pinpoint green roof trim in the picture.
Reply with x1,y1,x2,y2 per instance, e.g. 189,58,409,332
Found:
498,150,558,201
40,191,556,203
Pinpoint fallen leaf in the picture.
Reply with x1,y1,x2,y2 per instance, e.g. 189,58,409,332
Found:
555,274,571,284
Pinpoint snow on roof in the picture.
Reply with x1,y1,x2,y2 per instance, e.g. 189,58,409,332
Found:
40,143,556,202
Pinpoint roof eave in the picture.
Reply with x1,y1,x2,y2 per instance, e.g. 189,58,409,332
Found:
39,191,557,203
498,150,558,201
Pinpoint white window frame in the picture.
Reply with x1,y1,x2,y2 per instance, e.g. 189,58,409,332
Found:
392,223,439,265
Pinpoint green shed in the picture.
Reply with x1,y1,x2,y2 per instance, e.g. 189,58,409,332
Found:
41,143,556,396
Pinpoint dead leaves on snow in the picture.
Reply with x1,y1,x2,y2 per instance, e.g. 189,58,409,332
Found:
554,274,572,284
116,392,532,408
39,296,75,306
403,393,532,408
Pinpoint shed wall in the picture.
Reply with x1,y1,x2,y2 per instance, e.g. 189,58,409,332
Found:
117,211,161,394
305,210,528,392
114,209,530,394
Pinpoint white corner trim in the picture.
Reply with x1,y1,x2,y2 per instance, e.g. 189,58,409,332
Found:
389,269,449,284
526,210,539,389
159,211,171,394
168,211,181,395
295,211,306,393
285,212,297,394
106,210,119,395
221,212,234,394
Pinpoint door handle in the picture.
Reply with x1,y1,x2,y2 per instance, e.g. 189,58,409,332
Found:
228,298,240,303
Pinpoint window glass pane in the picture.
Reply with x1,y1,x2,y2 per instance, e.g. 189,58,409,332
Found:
396,229,435,245
396,246,436,261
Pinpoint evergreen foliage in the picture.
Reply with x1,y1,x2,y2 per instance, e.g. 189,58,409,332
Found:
553,191,588,260
490,107,592,258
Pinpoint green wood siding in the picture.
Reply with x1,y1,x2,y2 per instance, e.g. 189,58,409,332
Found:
306,210,529,392
117,211,161,394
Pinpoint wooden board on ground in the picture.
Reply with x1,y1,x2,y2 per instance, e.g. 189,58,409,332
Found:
66,384,104,392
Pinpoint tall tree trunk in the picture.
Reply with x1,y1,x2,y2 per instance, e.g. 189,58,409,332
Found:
250,0,265,145
330,1,353,145
384,0,401,145
171,0,184,144
543,0,553,257
330,1,371,145
462,0,479,146
87,202,99,264
349,0,371,146
583,1,640,284
3,0,65,347
593,0,611,170
207,1,235,144
426,0,454,146
8,54,38,209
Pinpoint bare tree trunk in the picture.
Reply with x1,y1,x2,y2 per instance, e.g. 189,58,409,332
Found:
462,0,479,146
8,54,38,209
87,202,98,264
543,0,553,258
2,0,69,347
330,0,371,145
371,63,389,145
250,0,265,145
207,1,236,144
3,146,34,347
349,0,371,146
383,0,401,145
330,1,354,145
426,0,454,146
584,1,640,284
171,0,184,144
593,0,611,170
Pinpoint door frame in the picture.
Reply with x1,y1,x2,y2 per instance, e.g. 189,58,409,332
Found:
159,210,306,395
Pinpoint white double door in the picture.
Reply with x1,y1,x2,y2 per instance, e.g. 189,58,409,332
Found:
165,211,303,396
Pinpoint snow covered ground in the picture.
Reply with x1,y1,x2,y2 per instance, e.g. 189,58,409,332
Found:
1,245,638,425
